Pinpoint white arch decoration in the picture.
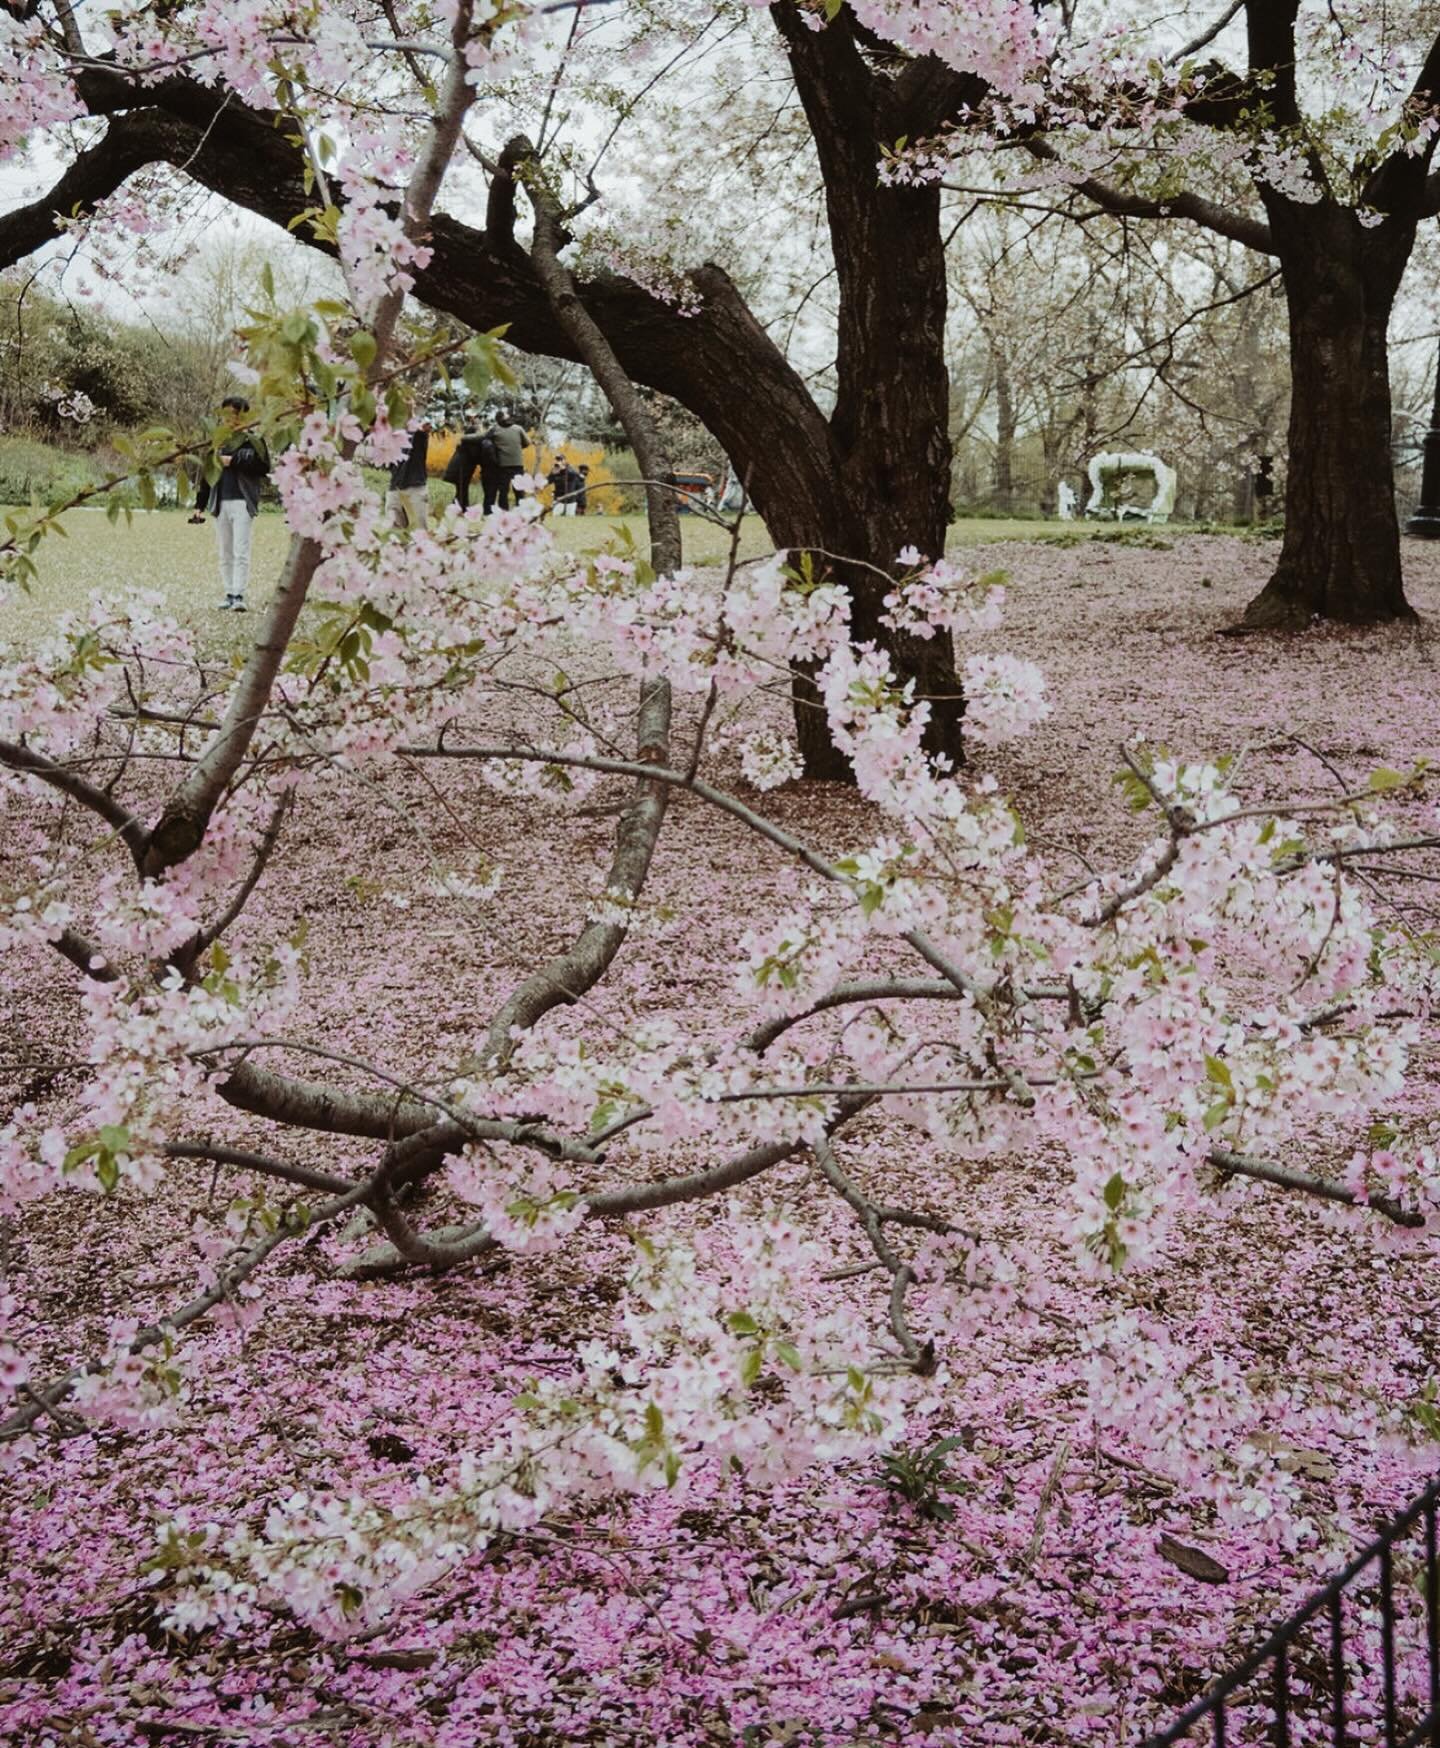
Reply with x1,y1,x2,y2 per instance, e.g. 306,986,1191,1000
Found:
1085,451,1177,523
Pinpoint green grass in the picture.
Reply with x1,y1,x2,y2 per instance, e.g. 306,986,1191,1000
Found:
0,507,1232,653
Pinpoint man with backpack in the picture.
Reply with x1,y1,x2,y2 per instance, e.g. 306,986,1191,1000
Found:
187,395,270,611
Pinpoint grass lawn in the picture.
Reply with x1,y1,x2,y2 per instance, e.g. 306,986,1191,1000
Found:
0,506,1208,651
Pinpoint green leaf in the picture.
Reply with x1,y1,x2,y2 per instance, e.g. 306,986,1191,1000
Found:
349,330,377,370
1103,1172,1126,1212
727,1311,760,1337
1204,1054,1233,1091
1203,1099,1232,1132
1368,767,1408,792
741,1346,764,1388
97,1124,130,1156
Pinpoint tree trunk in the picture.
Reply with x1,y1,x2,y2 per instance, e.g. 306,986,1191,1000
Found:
770,2,965,779
1241,204,1416,628
991,342,1016,513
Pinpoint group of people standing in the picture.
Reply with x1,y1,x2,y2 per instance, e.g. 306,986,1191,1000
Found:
439,409,527,516
389,409,589,525
192,397,592,612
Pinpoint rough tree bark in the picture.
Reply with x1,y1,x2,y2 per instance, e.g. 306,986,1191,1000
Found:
1239,201,1417,628
1232,0,1422,629
767,2,970,776
1019,0,1440,631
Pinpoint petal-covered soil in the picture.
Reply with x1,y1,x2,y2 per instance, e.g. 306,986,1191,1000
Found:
5,526,1440,1746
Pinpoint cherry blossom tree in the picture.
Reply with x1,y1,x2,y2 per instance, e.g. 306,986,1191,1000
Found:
6,0,1439,734
967,0,1440,627
7,2,1440,1730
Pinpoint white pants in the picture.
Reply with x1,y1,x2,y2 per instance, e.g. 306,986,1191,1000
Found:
388,486,429,531
215,500,254,601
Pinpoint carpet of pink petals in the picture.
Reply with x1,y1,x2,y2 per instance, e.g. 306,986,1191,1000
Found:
6,533,1440,1746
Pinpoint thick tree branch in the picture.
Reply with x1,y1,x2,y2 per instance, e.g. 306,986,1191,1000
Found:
42,66,839,555
1021,138,1274,253
1363,27,1440,214
1210,1146,1423,1228
163,1139,359,1196
344,1098,878,1280
0,737,149,867
1244,0,1301,129
475,138,677,1068
0,110,191,262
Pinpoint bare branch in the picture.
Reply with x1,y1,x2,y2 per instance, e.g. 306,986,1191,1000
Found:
344,1099,878,1280
1209,1147,1423,1228
163,1139,359,1196
0,736,149,868
1170,0,1244,63
812,1135,955,1370
1021,138,1275,255
477,138,681,1067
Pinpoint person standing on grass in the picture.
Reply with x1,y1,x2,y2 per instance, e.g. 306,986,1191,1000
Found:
387,419,431,531
188,395,269,612
481,408,527,513
547,456,582,516
443,419,487,511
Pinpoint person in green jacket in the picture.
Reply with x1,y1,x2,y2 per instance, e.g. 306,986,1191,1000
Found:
480,409,528,514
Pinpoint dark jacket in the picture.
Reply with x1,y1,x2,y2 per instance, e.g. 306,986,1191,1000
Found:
388,428,429,491
443,433,491,508
196,436,269,517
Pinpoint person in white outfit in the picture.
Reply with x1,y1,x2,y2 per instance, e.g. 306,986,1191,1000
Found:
188,396,270,611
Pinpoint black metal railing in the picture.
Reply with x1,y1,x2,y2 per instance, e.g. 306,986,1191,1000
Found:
1146,1473,1440,1747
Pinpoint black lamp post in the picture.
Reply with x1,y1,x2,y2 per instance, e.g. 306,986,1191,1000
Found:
1406,342,1440,538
